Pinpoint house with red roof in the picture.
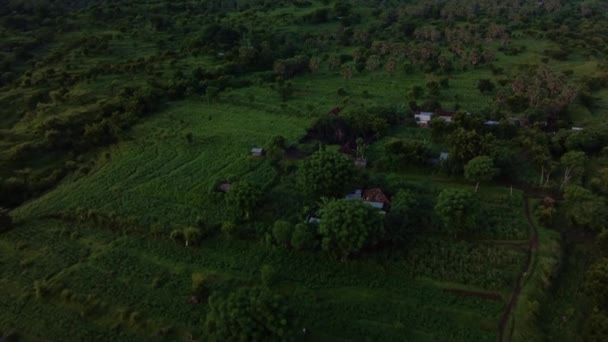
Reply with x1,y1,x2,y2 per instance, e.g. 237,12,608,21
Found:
362,188,391,210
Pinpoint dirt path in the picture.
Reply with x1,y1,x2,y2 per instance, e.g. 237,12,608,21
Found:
497,197,539,342
443,288,503,301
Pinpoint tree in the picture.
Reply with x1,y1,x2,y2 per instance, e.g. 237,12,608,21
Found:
319,199,384,260
365,55,381,72
204,288,293,341
510,65,577,117
183,227,201,247
529,143,554,187
334,0,352,16
477,79,495,93
430,117,451,143
435,189,478,236
298,150,356,198
384,189,418,244
169,229,184,243
355,137,368,160
291,223,315,250
275,77,294,102
309,57,320,73
221,221,237,240
585,258,608,310
205,86,220,104
560,151,587,190
341,65,353,81
408,85,424,101
563,185,607,231
0,207,13,231
260,264,278,288
464,156,498,192
272,220,293,248
226,181,262,221
447,128,493,167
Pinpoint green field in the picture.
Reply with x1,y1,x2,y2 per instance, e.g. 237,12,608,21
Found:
3,1,608,340
3,98,533,341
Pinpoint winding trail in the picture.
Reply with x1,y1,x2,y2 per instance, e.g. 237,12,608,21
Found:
497,196,539,342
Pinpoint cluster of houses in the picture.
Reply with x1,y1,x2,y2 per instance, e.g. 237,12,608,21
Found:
307,188,392,225
414,109,455,127
414,109,507,128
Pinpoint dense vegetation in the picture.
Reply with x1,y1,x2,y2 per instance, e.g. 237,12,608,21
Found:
2,0,608,340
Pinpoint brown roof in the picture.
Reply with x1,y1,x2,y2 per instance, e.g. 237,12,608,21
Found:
435,108,456,117
362,188,390,205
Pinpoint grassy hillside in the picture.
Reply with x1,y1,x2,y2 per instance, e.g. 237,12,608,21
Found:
2,0,608,341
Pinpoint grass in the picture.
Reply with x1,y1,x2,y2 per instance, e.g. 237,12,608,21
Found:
5,2,601,339
14,100,308,226
2,95,534,340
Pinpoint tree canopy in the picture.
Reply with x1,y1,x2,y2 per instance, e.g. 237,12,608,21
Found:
435,189,478,236
226,181,263,221
464,156,498,192
204,287,293,341
298,149,356,198
319,199,384,259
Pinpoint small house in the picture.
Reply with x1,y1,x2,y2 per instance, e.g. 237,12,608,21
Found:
414,112,433,127
217,182,232,193
345,189,363,200
362,188,391,210
307,216,321,225
354,158,368,168
571,127,584,131
435,109,455,123
484,120,500,126
251,148,264,157
430,152,449,165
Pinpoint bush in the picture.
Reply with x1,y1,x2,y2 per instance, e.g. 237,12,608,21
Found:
260,264,278,288
204,288,294,340
0,207,13,231
291,223,316,250
272,220,293,248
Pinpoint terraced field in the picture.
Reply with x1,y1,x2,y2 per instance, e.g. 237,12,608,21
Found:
14,101,308,225
0,98,534,341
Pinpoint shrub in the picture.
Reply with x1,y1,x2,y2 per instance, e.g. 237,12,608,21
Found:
291,223,316,250
272,220,293,248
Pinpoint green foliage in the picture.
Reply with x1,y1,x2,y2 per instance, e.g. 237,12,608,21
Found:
272,220,293,248
169,226,202,246
383,138,432,168
585,258,608,310
510,228,561,341
563,185,607,231
464,156,498,192
183,227,201,247
319,199,384,259
204,288,293,341
169,229,184,242
435,189,478,236
260,264,278,288
447,128,493,167
477,79,495,93
0,207,13,231
291,223,316,251
384,189,419,244
226,181,263,221
221,222,238,240
560,151,587,189
297,149,356,198
191,272,207,293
